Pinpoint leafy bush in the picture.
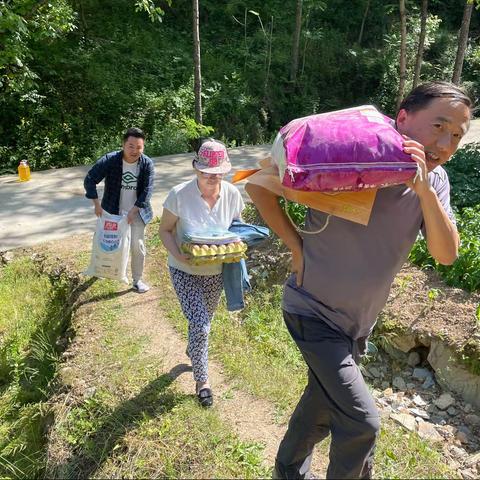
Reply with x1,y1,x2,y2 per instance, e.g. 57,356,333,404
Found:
445,142,480,209
409,205,480,291
278,198,307,228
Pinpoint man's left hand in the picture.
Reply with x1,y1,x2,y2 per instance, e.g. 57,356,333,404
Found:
402,135,431,197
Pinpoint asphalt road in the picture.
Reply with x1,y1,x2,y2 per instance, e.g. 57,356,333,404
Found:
1,118,479,252
0,145,270,251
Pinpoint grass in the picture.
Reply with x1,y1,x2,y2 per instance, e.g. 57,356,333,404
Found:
0,257,74,479
43,243,269,479
0,231,463,478
376,423,460,479
148,230,458,479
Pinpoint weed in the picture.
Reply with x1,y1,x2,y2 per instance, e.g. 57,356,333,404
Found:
427,288,441,302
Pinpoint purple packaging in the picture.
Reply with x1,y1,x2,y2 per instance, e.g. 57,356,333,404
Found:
273,105,417,192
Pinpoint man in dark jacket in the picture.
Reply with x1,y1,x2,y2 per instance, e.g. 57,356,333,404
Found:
84,127,155,292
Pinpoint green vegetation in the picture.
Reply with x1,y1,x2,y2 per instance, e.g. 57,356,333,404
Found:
1,250,269,478
409,203,480,292
0,258,73,478
1,0,479,171
445,142,480,209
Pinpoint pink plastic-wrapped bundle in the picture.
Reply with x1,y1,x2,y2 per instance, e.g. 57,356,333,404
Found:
271,105,417,192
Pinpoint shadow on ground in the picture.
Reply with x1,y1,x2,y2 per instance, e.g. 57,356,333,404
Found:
49,363,193,479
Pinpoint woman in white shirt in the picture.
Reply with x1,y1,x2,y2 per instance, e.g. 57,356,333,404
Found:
159,139,244,407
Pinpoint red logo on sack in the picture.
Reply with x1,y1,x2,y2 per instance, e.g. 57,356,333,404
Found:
104,221,118,231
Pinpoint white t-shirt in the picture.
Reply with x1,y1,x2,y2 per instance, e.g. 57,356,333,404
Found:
119,160,139,214
163,178,245,275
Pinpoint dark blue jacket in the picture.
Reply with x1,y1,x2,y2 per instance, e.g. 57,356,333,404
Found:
84,150,155,224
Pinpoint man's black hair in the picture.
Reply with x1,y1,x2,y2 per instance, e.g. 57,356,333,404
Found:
123,127,146,142
398,81,473,114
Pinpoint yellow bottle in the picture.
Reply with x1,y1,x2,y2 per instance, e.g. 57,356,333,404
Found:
18,160,31,182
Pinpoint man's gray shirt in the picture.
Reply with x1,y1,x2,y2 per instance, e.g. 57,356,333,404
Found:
282,166,455,340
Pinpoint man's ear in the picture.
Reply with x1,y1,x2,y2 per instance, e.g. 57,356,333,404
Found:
396,108,408,129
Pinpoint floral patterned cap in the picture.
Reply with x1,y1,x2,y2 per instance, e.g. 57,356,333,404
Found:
193,140,232,174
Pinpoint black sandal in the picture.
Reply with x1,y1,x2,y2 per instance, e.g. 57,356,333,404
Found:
197,387,213,407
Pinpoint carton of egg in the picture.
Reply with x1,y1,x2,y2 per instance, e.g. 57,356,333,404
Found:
181,241,247,265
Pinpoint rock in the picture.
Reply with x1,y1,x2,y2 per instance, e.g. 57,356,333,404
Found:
422,376,436,389
435,393,455,410
1,251,14,263
406,382,415,389
381,381,390,389
465,452,480,468
413,367,431,380
427,404,437,414
450,445,468,459
458,425,473,436
393,376,407,391
412,394,428,407
461,468,478,480
417,422,444,442
464,403,473,414
84,386,97,399
428,339,480,410
407,351,421,367
58,366,76,387
383,387,394,397
389,334,417,353
368,366,382,378
390,412,416,432
456,431,470,444
447,406,458,416
409,407,430,420
465,414,480,427
436,424,457,438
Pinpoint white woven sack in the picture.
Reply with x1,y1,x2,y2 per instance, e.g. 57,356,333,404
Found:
84,212,131,283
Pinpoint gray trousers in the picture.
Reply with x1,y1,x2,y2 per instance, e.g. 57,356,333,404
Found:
130,214,146,283
275,311,380,479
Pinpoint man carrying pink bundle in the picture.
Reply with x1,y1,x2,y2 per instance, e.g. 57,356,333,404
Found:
246,82,473,479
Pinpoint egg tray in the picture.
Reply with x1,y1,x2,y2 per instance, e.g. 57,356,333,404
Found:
181,241,247,266
189,252,247,266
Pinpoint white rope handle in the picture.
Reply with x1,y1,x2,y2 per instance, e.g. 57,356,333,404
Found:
283,196,331,235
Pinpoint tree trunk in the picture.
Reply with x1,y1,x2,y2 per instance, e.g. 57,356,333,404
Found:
192,0,202,124
452,1,473,85
396,0,407,110
357,0,370,46
290,0,303,84
264,16,273,93
413,0,428,88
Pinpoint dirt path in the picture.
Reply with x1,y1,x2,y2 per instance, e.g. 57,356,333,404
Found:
118,256,327,475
